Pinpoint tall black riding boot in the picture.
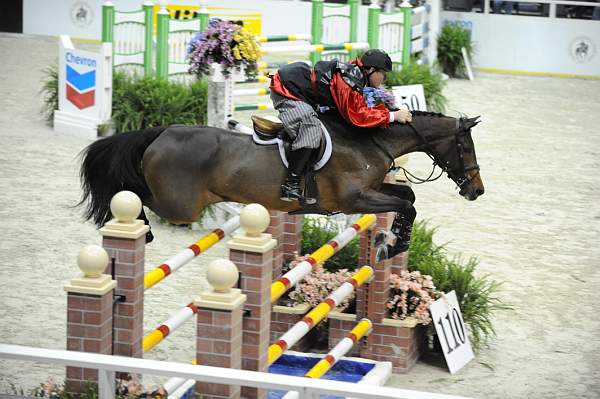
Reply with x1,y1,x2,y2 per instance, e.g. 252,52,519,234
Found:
280,148,315,203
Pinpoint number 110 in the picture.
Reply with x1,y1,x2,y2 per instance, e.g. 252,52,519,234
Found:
436,308,466,354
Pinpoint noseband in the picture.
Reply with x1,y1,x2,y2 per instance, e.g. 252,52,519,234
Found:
400,118,480,188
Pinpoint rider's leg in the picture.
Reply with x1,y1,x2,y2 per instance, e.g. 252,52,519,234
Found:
272,95,321,202
280,147,315,202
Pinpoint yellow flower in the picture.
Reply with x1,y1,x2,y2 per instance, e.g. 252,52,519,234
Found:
232,25,259,62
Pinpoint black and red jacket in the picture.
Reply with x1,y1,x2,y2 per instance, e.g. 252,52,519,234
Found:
270,58,390,129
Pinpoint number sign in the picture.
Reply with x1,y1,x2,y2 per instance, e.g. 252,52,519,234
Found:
391,84,427,112
429,291,474,374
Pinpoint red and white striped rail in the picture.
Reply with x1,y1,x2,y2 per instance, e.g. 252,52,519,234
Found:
306,318,372,378
144,215,240,289
271,214,376,303
268,265,374,365
143,303,198,352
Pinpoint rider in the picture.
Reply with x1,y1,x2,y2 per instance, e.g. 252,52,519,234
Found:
270,49,413,203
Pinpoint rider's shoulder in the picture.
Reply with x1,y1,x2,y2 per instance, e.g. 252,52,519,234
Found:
335,62,364,92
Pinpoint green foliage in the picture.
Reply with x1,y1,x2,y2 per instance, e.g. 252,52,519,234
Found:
39,64,59,123
437,24,474,78
39,69,208,133
111,72,208,133
300,218,511,351
301,218,360,273
384,61,447,113
408,221,512,351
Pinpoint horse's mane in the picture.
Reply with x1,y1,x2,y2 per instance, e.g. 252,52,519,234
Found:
317,110,454,141
411,110,447,118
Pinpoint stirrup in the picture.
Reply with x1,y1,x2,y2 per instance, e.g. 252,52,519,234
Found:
280,184,305,202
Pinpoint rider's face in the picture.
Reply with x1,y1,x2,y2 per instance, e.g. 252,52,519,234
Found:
368,69,386,87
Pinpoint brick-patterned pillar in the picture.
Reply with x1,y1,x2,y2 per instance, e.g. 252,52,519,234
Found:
195,259,246,399
99,192,149,371
357,214,392,360
64,245,117,393
390,252,409,276
265,210,285,279
282,213,302,262
266,211,303,279
228,204,276,399
356,213,393,320
377,319,427,373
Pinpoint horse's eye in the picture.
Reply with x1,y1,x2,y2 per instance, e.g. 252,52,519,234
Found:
463,147,473,154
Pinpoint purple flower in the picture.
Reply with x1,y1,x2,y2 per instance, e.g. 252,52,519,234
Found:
363,86,396,110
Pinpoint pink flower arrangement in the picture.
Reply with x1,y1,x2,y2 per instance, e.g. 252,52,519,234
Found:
287,255,355,311
387,270,439,325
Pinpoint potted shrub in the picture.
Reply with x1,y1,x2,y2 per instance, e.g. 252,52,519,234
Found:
384,60,448,113
437,24,474,78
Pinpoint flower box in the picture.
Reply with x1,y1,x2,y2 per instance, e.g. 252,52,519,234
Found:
365,316,427,373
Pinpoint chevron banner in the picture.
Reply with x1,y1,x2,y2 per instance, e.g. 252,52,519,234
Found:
65,57,96,110
55,35,112,139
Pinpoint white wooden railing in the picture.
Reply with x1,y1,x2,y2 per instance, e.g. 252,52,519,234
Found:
0,344,470,399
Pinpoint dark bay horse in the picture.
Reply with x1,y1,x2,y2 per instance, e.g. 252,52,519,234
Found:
79,112,484,255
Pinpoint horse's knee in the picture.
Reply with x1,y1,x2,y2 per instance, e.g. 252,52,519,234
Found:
399,185,416,204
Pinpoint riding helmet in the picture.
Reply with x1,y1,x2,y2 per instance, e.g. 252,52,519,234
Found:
360,49,393,72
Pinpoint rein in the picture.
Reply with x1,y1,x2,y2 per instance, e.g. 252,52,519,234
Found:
394,119,480,188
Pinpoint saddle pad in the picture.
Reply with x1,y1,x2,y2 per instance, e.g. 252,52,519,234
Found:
252,121,332,171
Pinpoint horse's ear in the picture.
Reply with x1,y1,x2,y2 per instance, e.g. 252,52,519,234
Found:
464,116,481,130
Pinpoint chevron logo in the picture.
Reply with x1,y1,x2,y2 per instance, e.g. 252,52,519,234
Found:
65,64,96,109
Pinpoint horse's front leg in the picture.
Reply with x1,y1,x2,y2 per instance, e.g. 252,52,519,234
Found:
379,183,415,204
349,189,417,259
377,183,417,255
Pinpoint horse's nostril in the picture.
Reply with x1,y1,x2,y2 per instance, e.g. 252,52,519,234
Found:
476,188,485,196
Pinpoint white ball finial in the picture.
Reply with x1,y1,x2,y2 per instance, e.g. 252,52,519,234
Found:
240,203,270,237
110,191,142,223
78,245,109,278
206,259,239,293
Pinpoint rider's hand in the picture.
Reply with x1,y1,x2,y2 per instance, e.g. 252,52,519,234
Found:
394,109,412,124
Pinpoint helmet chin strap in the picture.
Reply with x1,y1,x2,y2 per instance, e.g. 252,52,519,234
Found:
365,67,377,85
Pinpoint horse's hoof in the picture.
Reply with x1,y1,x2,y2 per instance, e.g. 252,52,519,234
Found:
146,231,154,244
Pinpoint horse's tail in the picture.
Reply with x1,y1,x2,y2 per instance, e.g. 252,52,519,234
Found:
78,126,167,227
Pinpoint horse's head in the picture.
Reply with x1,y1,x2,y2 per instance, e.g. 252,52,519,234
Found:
403,113,484,201
439,116,484,201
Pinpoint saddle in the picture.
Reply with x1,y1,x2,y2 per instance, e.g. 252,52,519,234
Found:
250,115,334,215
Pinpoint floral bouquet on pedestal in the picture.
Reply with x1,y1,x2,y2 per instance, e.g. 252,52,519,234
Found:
363,86,398,110
188,20,260,79
286,255,355,312
387,270,439,325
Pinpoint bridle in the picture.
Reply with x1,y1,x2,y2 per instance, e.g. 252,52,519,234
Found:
393,118,480,189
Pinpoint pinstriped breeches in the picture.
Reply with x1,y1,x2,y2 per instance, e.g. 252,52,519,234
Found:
270,91,322,150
